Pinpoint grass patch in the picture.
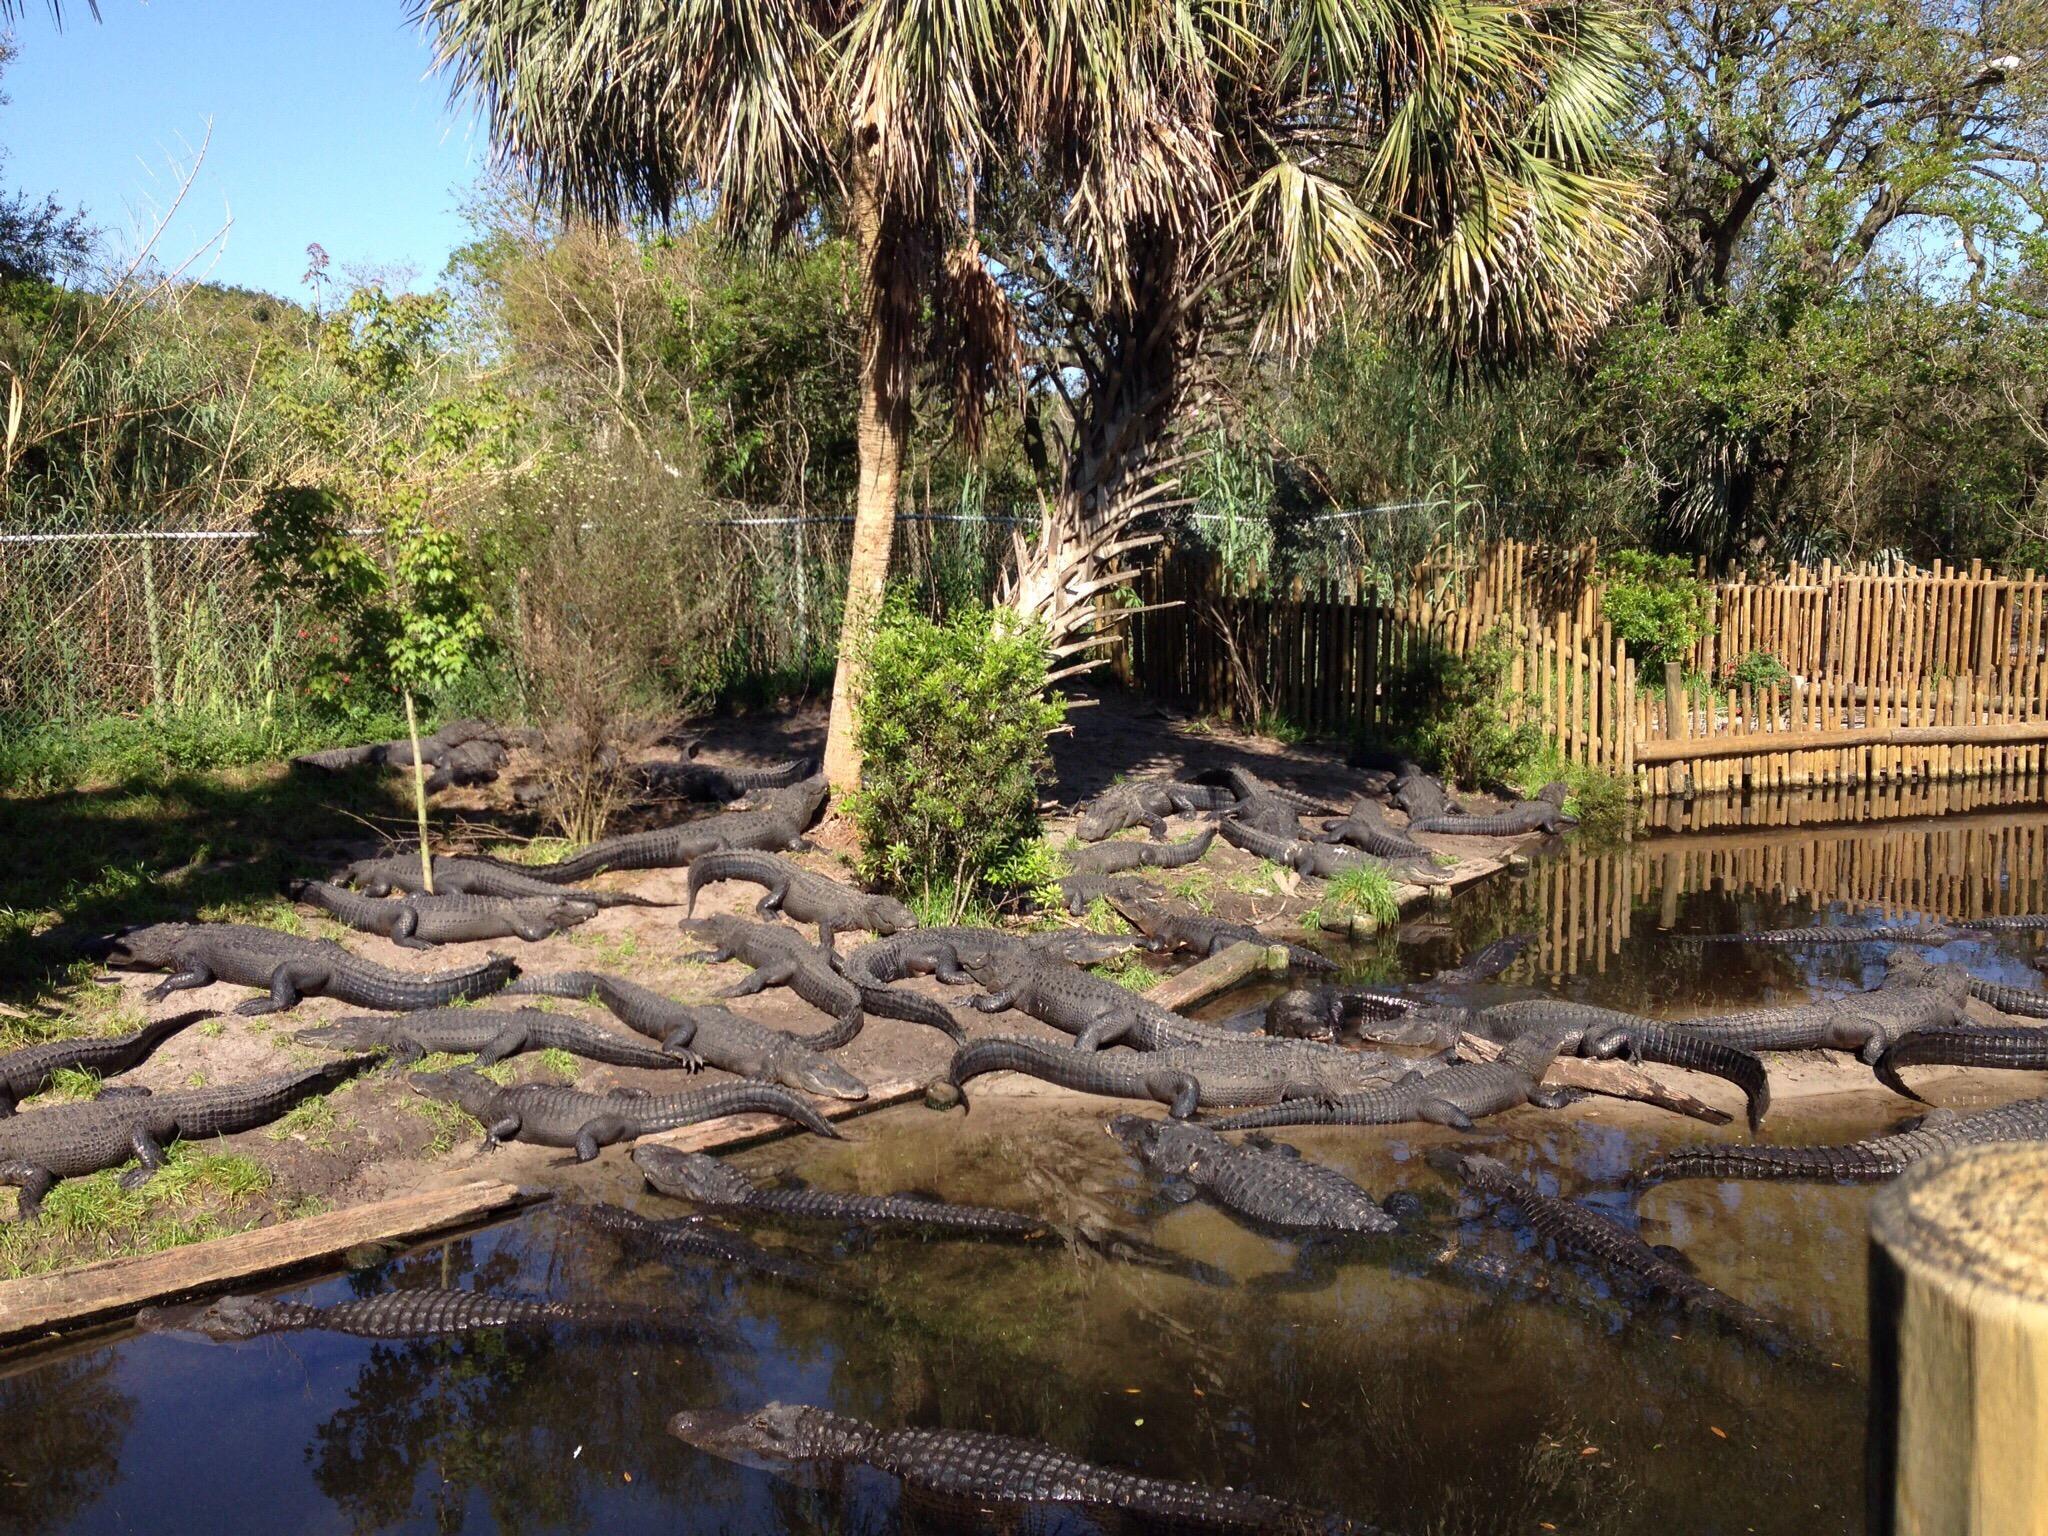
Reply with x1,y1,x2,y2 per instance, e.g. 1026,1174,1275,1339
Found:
1089,953,1158,992
905,880,999,928
264,1093,339,1146
26,1064,107,1105
569,926,642,966
487,836,576,866
532,1047,583,1082
407,1095,482,1156
1159,865,1217,912
0,1143,273,1279
1305,865,1399,930
1225,859,1289,895
1081,897,1131,935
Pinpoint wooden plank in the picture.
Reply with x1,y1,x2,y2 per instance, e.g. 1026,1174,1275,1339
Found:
1143,940,1286,1012
645,1076,927,1155
0,1179,541,1346
1638,716,2048,764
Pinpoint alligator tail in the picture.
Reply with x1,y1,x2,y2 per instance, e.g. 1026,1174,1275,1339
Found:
504,969,611,1002
1876,1024,2048,1100
1632,1027,1772,1131
857,984,965,1040
1637,1141,1897,1185
728,1083,845,1140
1966,978,2048,1018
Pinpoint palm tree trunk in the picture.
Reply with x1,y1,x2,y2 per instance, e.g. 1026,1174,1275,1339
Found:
821,121,911,793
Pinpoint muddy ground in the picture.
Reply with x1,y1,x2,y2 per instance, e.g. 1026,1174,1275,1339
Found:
0,688,1903,1266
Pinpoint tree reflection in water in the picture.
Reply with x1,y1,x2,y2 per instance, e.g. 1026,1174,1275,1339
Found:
0,1353,134,1535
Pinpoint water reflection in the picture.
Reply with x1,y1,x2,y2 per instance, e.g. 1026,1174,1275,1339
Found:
0,1353,133,1536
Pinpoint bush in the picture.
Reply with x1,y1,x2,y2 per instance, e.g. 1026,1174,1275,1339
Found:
1389,627,1544,792
847,600,1065,918
1726,649,1791,691
1599,550,1712,669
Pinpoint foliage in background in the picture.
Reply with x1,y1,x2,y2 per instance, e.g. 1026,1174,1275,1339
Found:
1597,551,1713,669
1386,627,1545,792
1726,650,1791,692
846,600,1064,919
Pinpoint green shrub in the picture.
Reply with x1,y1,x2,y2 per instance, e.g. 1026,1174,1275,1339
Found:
1390,627,1544,791
847,599,1065,918
1726,649,1791,691
1599,550,1712,669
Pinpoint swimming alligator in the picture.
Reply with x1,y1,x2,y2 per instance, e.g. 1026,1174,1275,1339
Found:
504,971,866,1098
137,1289,702,1342
0,1009,209,1118
411,1067,844,1160
0,1055,377,1217
634,1144,1057,1238
945,1035,1424,1118
633,753,813,804
1065,827,1216,878
680,915,862,1047
668,1402,1371,1533
1313,798,1431,859
287,879,594,948
1074,776,1238,841
1262,937,1535,1043
570,1202,847,1297
1875,1022,2048,1099
343,852,659,909
686,850,916,948
1680,923,1969,947
99,923,517,1015
1109,1115,1401,1236
1106,892,1336,972
481,777,830,883
294,1007,697,1070
1206,1023,1580,1131
1437,1149,1790,1346
1638,1095,2048,1184
956,947,1238,1052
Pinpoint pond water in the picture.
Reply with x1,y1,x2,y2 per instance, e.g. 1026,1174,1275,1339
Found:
7,795,2048,1536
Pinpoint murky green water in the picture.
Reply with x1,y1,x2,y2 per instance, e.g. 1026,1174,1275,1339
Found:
8,802,2048,1535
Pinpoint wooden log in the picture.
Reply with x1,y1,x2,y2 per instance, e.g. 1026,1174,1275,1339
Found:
1453,1033,1730,1124
1143,939,1286,1012
1868,1141,2048,1535
0,1179,541,1346
644,1076,927,1155
1637,717,2048,764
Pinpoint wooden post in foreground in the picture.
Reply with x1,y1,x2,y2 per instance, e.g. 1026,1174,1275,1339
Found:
1868,1142,2048,1534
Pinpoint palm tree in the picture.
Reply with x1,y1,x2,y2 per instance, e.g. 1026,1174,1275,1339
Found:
417,0,1653,781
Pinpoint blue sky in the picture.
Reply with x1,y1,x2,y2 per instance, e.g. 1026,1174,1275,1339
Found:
5,1,487,298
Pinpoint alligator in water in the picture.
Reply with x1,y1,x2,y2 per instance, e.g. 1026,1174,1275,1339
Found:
1206,1023,1580,1131
295,1007,697,1070
0,1055,377,1217
1065,827,1216,878
686,850,916,948
632,752,813,804
570,1202,847,1296
288,879,594,948
1313,798,1431,860
1262,937,1535,1043
1107,892,1335,972
634,1143,1057,1238
1074,776,1238,841
343,852,659,909
504,971,866,1098
956,947,1244,1052
1110,1114,1401,1236
411,1067,844,1160
1639,1095,2048,1184
668,1402,1371,1533
1680,922,1968,947
680,914,863,1048
0,1009,208,1118
1875,1022,2048,1099
1437,1149,1790,1346
137,1288,707,1342
480,777,830,884
945,1035,1424,1118
98,923,516,1014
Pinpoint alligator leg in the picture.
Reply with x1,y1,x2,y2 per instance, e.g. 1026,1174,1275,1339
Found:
1144,1071,1201,1119
147,963,215,1002
1277,1080,1345,1107
1416,1097,1477,1129
571,1116,632,1162
391,909,431,950
473,1022,534,1067
0,1161,55,1220
1072,1012,1135,1051
680,946,736,965
1527,1085,1577,1110
720,962,794,999
237,963,328,1015
0,1088,13,1118
753,879,792,918
115,1126,169,1191
482,1113,522,1149
967,990,1018,1014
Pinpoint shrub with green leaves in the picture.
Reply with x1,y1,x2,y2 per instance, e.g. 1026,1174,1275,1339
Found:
1599,551,1713,669
1389,627,1544,791
1726,649,1791,691
847,600,1065,917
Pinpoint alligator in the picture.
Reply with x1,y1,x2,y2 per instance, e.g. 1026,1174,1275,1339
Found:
1391,769,1458,819
98,922,517,1014
1106,892,1335,972
1613,954,1969,1064
572,1202,846,1294
1055,873,1161,916
686,849,917,949
503,971,866,1098
633,753,813,804
1206,1022,1580,1131
0,1009,208,1117
1074,776,1237,841
294,1007,698,1070
1261,937,1535,1044
1109,1115,1400,1236
1407,798,1575,836
292,718,516,781
1219,815,1438,885
1064,827,1216,878
1437,1149,1790,1346
1638,1095,2048,1185
1436,933,1537,984
634,1144,1057,1238
956,946,1240,1052
835,926,1035,1038
342,852,660,909
1949,974,2048,1019
1210,768,1318,839
411,1067,844,1160
945,1034,1424,1118
477,776,830,884
1680,923,1968,947
1875,1022,2048,1099
0,1055,377,1218
287,879,594,948
136,1289,702,1342
1313,798,1430,859
680,914,862,1048
668,1402,1370,1533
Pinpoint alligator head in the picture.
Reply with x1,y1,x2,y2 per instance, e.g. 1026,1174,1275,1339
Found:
408,1067,502,1120
1266,988,1342,1042
667,1403,872,1477
632,1144,757,1204
88,922,193,969
862,892,918,934
136,1295,287,1340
